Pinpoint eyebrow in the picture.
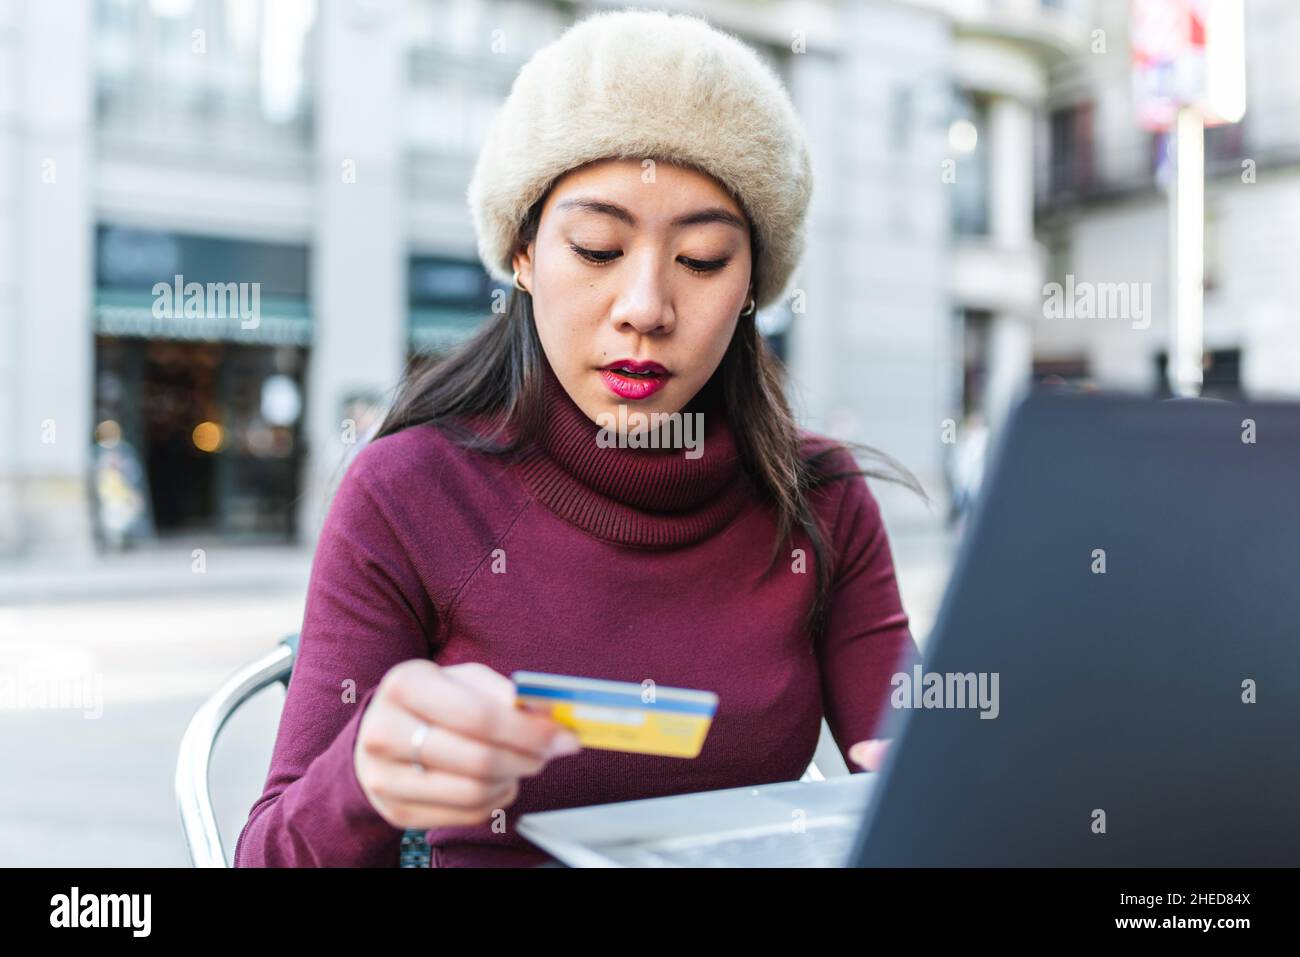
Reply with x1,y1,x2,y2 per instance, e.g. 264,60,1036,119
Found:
555,197,747,232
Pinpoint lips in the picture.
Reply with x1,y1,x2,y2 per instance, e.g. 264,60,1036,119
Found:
599,359,671,400
600,359,669,375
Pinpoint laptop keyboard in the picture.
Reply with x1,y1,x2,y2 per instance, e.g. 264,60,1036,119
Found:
616,818,859,868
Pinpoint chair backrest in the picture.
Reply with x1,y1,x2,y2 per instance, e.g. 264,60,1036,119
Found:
175,632,428,867
178,635,826,867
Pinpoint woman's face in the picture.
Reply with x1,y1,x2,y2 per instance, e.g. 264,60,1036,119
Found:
512,157,753,429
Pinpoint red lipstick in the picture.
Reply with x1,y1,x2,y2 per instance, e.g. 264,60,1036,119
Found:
599,359,671,400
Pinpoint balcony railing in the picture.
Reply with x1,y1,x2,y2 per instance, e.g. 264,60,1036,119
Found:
949,0,1093,61
96,80,313,163
1039,116,1265,214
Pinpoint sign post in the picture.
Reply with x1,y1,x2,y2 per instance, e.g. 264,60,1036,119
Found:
1131,0,1245,397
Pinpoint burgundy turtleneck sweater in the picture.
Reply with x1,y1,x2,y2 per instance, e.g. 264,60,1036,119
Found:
234,360,919,867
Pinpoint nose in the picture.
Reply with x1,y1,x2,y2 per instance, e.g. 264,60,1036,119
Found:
607,251,676,336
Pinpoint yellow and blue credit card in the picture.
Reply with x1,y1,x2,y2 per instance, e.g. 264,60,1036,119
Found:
512,671,718,758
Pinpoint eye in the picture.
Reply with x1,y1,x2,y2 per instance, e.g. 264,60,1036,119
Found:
679,256,729,275
569,243,729,275
569,243,620,266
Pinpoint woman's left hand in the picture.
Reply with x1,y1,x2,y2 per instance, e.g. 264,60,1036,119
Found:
848,739,890,772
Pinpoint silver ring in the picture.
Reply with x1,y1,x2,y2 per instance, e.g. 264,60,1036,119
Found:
410,721,429,772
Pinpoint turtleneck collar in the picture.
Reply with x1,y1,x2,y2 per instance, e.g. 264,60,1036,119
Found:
513,358,755,548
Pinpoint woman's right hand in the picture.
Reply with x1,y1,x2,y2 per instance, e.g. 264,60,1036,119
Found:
354,659,583,830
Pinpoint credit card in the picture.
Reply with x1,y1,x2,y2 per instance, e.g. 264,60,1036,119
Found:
512,671,718,758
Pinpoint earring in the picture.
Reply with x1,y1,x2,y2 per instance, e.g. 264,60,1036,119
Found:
740,296,756,316
513,268,529,293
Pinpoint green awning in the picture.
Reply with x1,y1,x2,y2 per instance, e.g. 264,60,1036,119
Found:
96,290,494,353
94,289,312,345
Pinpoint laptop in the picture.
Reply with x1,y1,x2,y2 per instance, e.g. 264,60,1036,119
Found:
517,388,1300,866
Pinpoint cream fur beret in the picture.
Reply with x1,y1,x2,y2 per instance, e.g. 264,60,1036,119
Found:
465,7,813,312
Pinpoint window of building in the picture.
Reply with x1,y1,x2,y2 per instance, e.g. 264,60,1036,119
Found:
1049,100,1096,197
95,0,317,154
407,256,503,362
91,226,312,545
950,89,991,237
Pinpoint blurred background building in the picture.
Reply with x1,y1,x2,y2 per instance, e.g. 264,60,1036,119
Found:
1039,0,1298,402
6,0,1292,868
9,0,1281,565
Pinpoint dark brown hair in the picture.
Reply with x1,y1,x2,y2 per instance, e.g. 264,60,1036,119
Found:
375,196,927,642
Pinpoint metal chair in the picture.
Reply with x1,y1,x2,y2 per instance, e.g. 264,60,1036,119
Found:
177,634,828,867
175,632,430,867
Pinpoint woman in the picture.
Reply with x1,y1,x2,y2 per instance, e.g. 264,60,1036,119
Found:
235,8,923,868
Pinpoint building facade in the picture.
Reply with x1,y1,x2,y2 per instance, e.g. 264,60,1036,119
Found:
1,0,1093,558
1037,0,1300,402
